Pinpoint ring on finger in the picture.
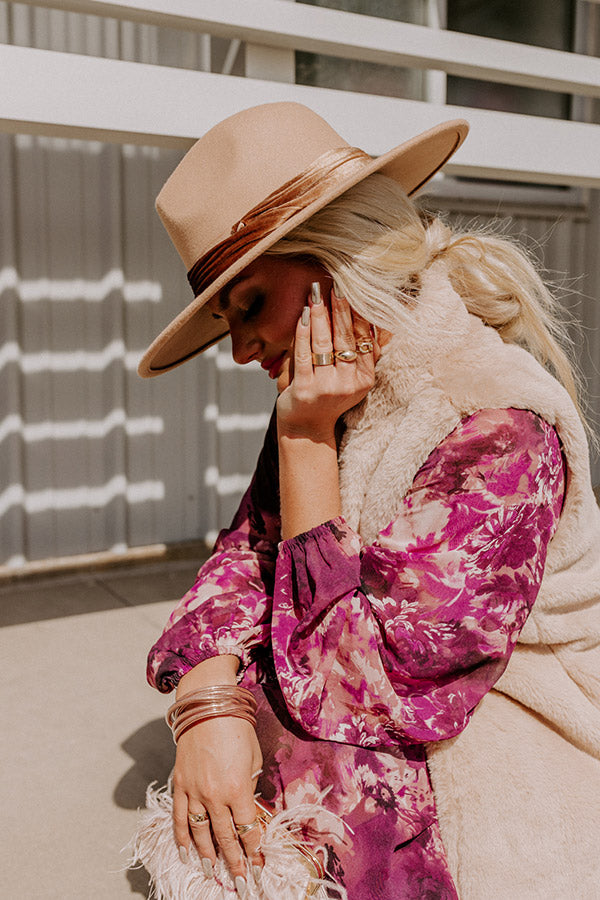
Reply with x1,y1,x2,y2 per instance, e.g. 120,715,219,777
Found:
312,351,334,366
234,818,260,836
335,349,358,363
188,810,210,825
356,340,374,354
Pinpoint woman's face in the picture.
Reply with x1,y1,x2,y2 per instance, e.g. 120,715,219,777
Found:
207,256,331,389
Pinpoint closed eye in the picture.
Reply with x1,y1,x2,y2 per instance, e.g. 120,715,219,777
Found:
242,293,265,322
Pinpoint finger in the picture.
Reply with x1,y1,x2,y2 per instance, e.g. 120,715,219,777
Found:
351,308,373,342
293,305,314,379
330,287,356,354
187,804,217,874
208,805,246,882
173,785,191,854
349,307,376,365
309,285,333,354
233,800,263,864
373,329,382,364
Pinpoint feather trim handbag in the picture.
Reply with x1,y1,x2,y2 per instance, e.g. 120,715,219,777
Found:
128,781,347,900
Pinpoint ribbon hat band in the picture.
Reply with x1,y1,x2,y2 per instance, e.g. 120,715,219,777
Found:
138,103,469,377
186,147,371,298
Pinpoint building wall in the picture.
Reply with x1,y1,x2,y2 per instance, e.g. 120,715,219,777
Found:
1,1,598,569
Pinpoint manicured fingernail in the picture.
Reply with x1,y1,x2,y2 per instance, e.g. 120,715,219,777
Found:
178,845,189,864
235,875,247,898
301,305,310,327
201,858,214,879
311,282,322,305
253,865,263,885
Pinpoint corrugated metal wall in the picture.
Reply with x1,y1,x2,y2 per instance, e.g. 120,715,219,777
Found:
0,3,276,568
1,2,598,569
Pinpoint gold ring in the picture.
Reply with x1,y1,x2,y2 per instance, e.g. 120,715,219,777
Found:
188,811,210,825
235,818,260,836
356,340,374,354
334,349,358,363
311,352,334,366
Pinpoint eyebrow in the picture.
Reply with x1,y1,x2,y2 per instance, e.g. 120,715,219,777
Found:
217,274,246,312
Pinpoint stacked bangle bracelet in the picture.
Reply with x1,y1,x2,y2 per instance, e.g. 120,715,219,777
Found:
166,685,258,744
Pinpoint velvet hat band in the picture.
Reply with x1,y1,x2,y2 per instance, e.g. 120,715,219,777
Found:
138,103,469,377
186,146,370,299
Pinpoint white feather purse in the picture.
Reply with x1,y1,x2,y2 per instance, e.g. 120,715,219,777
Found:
128,782,348,900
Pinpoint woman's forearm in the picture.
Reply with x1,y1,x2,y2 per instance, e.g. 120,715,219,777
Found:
176,654,239,698
278,430,341,540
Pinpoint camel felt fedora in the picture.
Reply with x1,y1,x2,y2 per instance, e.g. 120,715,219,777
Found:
138,102,469,377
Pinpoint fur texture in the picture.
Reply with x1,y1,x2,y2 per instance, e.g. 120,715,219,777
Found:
128,783,347,900
339,262,600,898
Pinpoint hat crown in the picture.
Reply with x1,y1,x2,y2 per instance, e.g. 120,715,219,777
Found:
140,102,468,376
156,102,350,269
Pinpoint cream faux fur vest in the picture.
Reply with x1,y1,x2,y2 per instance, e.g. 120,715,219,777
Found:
338,262,600,899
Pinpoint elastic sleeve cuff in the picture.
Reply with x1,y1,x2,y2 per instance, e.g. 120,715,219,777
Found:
278,516,362,618
147,639,247,694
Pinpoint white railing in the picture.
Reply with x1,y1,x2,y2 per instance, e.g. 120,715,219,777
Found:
13,0,600,97
2,0,600,186
1,0,599,571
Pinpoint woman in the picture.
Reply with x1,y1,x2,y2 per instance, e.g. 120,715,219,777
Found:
138,103,600,899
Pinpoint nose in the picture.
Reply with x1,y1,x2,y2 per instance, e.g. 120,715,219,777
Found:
230,326,260,365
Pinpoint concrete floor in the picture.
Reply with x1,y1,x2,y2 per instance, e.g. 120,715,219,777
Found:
0,558,203,899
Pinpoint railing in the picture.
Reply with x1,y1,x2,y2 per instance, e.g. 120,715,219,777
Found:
2,0,600,186
1,0,599,571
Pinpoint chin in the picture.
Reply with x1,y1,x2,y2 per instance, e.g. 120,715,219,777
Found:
276,357,292,393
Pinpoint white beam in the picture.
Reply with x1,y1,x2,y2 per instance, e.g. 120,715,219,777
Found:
14,0,600,98
245,0,295,84
1,46,600,187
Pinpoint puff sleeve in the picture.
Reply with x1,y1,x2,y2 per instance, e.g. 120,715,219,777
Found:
271,408,565,747
147,408,281,693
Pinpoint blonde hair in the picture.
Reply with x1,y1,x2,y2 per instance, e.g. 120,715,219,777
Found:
267,173,585,418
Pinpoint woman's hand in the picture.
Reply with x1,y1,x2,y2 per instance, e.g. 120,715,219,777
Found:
276,286,378,441
171,657,263,897
277,285,379,539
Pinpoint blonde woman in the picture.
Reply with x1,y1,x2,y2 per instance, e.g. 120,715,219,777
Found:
138,103,600,899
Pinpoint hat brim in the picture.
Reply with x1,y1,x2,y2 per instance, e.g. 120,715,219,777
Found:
138,118,468,377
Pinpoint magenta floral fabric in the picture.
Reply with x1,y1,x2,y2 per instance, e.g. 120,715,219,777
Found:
148,407,565,898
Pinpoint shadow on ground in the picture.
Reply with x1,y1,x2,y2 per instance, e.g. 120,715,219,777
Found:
117,719,176,897
116,719,175,810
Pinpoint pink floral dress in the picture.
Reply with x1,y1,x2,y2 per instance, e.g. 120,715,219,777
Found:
148,407,565,899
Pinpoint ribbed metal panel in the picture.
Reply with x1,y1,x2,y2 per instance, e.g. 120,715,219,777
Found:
0,1,598,568
0,3,275,568
428,195,600,480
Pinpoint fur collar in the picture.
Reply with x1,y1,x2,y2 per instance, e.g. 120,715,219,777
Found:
335,261,600,896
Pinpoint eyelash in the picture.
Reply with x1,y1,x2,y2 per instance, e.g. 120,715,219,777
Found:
211,292,265,322
242,293,265,322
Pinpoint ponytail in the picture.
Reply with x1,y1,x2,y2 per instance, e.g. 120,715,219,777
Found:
424,217,582,414
269,173,588,426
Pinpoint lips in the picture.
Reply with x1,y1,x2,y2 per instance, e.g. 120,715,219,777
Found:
261,352,286,379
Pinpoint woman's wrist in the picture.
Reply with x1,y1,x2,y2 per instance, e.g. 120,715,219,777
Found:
277,418,337,445
176,654,239,698
278,430,341,540
167,684,258,743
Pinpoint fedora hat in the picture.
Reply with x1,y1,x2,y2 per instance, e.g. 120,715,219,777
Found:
138,102,468,377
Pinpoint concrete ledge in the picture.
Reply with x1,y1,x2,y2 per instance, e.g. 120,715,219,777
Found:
0,540,210,585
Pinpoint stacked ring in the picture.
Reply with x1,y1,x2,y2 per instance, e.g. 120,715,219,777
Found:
311,352,334,366
356,340,374,354
335,349,358,363
188,811,210,825
234,818,260,836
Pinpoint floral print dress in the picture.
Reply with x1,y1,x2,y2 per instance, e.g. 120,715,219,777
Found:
148,407,565,899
